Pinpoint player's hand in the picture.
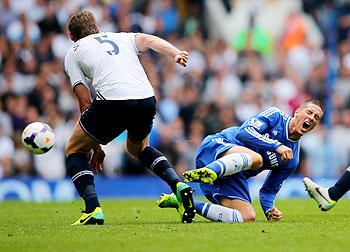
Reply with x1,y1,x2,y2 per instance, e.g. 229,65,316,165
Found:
89,145,105,174
276,145,293,161
266,207,282,221
175,51,189,67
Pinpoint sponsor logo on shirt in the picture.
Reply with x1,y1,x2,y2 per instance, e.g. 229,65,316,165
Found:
248,118,264,130
267,151,279,168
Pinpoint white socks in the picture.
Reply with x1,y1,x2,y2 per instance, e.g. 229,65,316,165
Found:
197,202,243,222
207,152,253,177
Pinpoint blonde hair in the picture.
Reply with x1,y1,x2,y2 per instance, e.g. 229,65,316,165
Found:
67,11,99,40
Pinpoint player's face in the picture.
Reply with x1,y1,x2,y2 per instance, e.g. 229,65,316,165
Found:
294,103,323,135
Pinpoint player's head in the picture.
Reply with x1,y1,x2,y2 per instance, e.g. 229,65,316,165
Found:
292,99,324,137
67,10,99,42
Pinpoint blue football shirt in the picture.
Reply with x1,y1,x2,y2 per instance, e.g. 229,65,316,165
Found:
216,107,300,213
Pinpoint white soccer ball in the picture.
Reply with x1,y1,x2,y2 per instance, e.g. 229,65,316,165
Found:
21,122,55,154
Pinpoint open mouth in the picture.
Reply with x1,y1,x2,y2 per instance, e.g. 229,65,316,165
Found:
302,121,311,131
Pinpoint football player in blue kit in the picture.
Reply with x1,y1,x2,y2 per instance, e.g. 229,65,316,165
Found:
158,100,324,222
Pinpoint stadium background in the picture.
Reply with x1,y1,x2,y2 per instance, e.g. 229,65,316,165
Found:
1,0,350,201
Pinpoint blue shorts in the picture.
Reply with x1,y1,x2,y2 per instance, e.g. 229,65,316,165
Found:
195,134,251,204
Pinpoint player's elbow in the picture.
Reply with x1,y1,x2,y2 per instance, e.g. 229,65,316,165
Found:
135,33,155,53
79,101,91,113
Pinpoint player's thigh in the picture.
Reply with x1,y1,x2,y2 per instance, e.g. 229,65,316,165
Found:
65,122,99,155
220,197,256,222
195,135,237,168
81,100,126,145
221,145,263,169
200,172,253,219
126,97,156,157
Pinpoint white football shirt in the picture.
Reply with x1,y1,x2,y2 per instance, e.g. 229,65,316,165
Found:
64,32,154,100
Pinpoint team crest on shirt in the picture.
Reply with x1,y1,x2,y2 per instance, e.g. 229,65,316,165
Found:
248,118,264,130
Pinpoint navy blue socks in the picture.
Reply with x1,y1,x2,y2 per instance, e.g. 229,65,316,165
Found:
66,153,100,213
328,168,350,201
138,146,180,193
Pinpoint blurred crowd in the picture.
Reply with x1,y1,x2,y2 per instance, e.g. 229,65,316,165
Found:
1,0,350,180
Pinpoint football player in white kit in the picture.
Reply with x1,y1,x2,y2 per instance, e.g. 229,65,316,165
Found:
64,11,195,225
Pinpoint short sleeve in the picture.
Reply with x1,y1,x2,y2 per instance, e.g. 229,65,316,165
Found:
64,48,88,89
128,32,142,54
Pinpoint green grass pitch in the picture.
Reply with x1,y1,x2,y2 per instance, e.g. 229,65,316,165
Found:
1,199,350,252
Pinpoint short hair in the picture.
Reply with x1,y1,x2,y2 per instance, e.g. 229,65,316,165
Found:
300,99,324,113
67,11,99,40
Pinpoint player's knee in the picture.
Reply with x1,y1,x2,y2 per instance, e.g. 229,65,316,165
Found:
65,139,89,156
126,139,147,158
242,210,256,222
250,153,263,170
126,143,141,158
65,144,81,157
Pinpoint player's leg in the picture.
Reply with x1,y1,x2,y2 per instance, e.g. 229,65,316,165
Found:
303,177,336,211
304,167,350,211
127,136,195,223
65,122,104,225
126,135,180,192
184,146,262,183
328,166,350,201
157,193,246,222
193,200,246,222
65,100,121,225
218,197,255,222
159,172,254,222
126,97,195,223
197,172,255,222
199,170,255,222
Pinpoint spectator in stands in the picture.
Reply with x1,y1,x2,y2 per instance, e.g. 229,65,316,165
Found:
0,0,348,180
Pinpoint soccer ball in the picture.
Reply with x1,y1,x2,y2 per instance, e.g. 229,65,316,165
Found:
21,122,55,154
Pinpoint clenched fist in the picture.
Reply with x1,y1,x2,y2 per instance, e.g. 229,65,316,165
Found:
276,145,293,161
175,51,189,67
266,207,282,221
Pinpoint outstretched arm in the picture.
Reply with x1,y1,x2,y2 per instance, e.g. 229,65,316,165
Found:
135,33,188,67
259,168,294,220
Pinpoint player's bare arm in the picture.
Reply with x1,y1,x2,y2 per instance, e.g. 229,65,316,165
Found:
73,83,93,113
135,33,188,67
276,145,293,161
